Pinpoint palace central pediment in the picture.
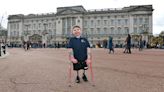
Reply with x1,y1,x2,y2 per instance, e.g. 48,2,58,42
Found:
130,5,153,11
56,5,86,15
56,9,82,15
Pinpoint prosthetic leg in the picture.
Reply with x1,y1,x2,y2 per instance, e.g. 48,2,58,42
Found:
68,59,95,87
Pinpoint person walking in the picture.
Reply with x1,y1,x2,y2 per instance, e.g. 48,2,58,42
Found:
108,36,114,54
124,34,131,54
126,34,131,54
139,36,143,51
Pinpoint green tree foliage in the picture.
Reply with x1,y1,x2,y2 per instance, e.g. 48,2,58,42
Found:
151,31,164,47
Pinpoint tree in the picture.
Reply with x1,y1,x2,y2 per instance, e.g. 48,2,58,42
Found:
151,31,164,48
159,31,164,45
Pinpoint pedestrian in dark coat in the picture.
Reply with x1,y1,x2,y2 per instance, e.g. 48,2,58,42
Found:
108,36,114,54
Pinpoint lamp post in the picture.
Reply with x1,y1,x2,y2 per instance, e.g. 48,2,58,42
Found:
42,23,48,46
54,30,56,44
43,23,48,35
140,24,147,40
85,30,88,39
24,24,30,42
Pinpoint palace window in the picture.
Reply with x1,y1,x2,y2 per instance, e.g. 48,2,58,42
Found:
72,17,76,26
97,28,100,34
118,19,121,25
133,27,137,33
104,28,107,34
139,18,143,24
125,19,128,25
133,18,137,25
145,18,149,24
97,20,100,25
111,19,114,26
91,20,94,26
104,20,107,26
84,20,87,27
111,27,114,34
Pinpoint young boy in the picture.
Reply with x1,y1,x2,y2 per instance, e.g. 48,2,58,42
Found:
67,25,91,83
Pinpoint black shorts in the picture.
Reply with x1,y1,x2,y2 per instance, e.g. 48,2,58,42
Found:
73,61,88,70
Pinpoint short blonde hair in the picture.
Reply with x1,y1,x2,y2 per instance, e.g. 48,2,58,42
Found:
72,25,81,29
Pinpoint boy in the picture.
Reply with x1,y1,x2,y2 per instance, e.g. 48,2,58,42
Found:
67,25,91,83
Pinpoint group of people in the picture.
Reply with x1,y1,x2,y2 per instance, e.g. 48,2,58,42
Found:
23,41,31,51
108,34,147,54
107,34,132,54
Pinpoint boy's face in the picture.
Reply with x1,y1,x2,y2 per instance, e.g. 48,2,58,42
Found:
72,27,82,37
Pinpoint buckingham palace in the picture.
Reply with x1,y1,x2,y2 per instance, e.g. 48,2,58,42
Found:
7,5,153,47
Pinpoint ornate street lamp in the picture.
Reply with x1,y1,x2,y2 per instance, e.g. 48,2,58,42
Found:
140,24,149,42
24,24,30,42
42,23,48,35
42,23,48,46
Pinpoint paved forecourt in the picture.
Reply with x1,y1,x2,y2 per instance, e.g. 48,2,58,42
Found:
0,48,164,92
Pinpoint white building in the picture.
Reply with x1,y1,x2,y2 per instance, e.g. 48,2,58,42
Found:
7,5,153,47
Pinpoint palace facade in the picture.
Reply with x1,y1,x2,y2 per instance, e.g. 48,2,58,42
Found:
7,5,153,47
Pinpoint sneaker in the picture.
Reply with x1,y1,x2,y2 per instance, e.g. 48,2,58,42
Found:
75,76,80,83
82,73,88,82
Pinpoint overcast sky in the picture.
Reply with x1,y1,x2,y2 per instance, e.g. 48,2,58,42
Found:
0,0,163,35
